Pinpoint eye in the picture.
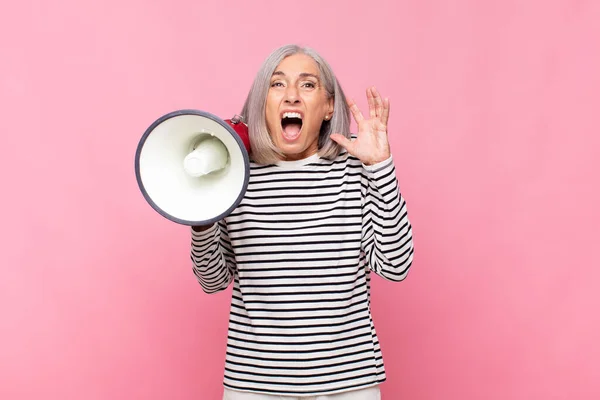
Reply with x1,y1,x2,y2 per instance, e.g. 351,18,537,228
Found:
302,81,316,89
271,81,284,87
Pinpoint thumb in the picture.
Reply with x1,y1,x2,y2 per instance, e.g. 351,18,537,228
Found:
330,133,355,153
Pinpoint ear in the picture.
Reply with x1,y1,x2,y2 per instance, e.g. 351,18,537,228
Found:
325,96,334,119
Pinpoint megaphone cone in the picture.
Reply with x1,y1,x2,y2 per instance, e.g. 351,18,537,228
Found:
135,109,250,226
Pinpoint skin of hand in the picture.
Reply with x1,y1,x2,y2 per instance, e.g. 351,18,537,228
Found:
330,86,391,165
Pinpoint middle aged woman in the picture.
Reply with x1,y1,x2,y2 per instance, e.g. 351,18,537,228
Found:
191,44,415,400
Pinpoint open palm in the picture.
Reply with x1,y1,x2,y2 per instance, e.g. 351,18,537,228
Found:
331,86,391,165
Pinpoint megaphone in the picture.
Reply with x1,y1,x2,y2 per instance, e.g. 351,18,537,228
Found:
135,109,250,226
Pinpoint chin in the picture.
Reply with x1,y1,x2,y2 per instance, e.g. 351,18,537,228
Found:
270,124,319,159
278,142,317,161
277,141,306,155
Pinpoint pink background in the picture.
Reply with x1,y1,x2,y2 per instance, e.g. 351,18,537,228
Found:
1,0,599,399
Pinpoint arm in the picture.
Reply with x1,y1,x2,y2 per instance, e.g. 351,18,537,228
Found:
361,156,414,281
330,87,414,281
190,220,236,293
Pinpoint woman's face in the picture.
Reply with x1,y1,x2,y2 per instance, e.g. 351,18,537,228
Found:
265,53,334,161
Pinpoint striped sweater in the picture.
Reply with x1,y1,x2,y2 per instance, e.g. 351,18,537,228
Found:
190,151,414,397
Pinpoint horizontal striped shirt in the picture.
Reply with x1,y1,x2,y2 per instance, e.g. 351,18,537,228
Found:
190,151,414,397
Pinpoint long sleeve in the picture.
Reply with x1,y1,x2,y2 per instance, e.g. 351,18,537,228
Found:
190,220,236,293
361,156,415,281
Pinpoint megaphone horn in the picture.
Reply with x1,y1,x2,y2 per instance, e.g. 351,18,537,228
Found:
135,109,250,226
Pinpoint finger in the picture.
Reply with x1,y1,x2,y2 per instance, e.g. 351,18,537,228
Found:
347,98,364,123
381,97,390,126
372,87,383,119
367,87,376,119
375,120,388,135
330,133,356,154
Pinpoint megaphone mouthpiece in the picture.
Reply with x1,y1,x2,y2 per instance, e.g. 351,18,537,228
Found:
183,136,229,177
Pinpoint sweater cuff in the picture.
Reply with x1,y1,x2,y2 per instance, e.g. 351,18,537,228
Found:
191,224,219,241
362,155,394,175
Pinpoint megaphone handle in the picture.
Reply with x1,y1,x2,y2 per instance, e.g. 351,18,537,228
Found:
230,114,244,124
225,117,250,153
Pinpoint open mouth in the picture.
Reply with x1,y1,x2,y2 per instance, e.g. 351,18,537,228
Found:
281,112,303,141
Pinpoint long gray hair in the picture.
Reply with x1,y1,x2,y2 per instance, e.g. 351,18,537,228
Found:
240,44,351,165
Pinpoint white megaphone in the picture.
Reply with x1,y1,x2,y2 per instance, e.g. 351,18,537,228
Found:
135,109,250,226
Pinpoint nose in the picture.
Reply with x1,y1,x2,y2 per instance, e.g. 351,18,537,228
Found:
284,86,300,104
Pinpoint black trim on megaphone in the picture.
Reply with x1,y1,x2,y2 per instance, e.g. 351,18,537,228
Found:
134,109,250,226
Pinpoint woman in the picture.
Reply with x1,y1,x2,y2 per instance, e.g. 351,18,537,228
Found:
190,44,414,399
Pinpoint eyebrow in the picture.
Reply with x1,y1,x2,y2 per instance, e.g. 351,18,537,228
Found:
272,71,320,80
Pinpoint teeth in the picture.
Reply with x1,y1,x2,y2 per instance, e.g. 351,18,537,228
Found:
282,112,302,119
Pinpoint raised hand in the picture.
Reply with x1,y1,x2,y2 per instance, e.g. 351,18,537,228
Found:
330,86,391,165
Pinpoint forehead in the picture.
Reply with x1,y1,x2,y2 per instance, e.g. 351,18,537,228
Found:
273,53,320,77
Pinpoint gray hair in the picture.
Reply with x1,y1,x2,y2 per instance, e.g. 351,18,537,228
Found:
240,44,351,165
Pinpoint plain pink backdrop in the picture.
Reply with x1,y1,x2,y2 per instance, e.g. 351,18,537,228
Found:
1,0,599,399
